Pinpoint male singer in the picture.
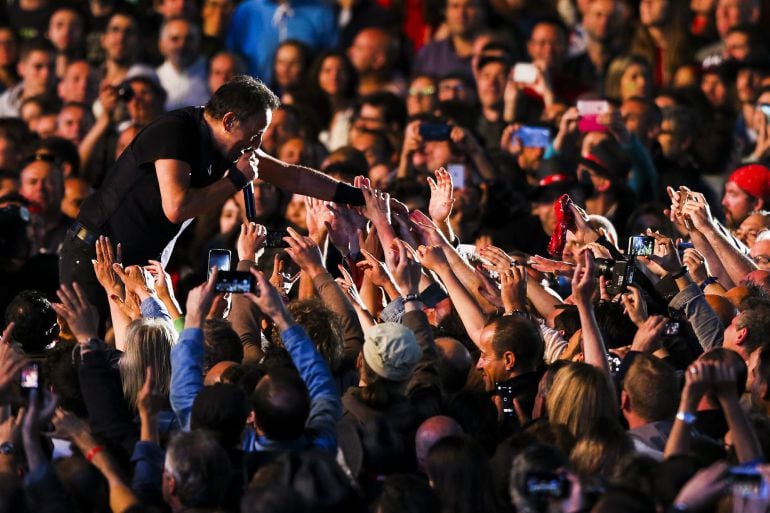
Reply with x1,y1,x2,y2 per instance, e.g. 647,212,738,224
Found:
59,75,364,307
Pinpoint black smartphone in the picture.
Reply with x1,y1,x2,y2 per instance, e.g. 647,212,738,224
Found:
208,249,231,279
215,270,255,293
20,362,39,390
419,122,452,141
627,235,655,257
677,241,694,257
728,466,765,498
525,472,571,500
265,230,290,248
494,381,515,418
664,321,680,336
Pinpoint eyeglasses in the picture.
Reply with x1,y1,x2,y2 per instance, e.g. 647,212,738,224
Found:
753,255,770,266
408,86,436,97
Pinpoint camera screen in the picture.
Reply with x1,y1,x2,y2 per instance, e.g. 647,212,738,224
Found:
21,363,38,389
215,272,254,293
628,236,654,257
495,383,515,416
525,472,569,499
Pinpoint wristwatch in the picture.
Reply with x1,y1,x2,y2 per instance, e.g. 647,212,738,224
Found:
675,411,696,425
0,442,15,455
402,293,421,303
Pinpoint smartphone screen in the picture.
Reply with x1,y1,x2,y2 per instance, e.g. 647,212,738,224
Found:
515,126,550,148
577,100,609,133
446,163,465,189
513,63,537,84
208,249,231,279
419,122,452,141
265,230,290,248
215,271,255,293
627,236,654,257
21,363,39,389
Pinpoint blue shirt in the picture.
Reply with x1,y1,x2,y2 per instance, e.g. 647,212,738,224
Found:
226,0,338,83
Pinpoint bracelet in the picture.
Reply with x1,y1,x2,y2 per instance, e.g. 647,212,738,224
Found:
402,293,421,303
225,163,249,190
504,309,531,319
85,445,104,462
699,276,718,291
675,411,696,425
670,266,689,280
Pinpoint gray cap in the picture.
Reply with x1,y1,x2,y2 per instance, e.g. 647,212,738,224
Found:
363,323,422,382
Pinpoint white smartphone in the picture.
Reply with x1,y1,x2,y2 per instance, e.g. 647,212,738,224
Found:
513,63,538,84
446,163,466,190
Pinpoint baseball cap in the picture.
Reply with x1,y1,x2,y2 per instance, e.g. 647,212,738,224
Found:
363,323,422,382
728,164,770,203
578,138,631,183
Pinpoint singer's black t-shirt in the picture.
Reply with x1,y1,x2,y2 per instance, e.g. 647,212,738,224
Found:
77,107,231,266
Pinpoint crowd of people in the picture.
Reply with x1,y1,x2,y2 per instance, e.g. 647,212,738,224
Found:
5,0,770,511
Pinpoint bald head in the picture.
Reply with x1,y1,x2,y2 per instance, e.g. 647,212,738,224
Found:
415,415,463,472
347,27,395,74
435,336,472,392
204,360,237,386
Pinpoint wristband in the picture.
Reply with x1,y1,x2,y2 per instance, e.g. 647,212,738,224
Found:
675,411,696,425
504,309,531,320
670,266,688,280
402,293,421,303
226,163,249,190
332,182,366,206
85,445,104,462
699,276,718,291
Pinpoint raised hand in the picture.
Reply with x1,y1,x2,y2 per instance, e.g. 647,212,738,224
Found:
428,168,455,224
357,248,395,289
475,267,503,308
619,285,648,327
630,315,667,353
679,191,715,233
113,264,155,301
410,210,449,247
385,239,422,297
0,324,27,395
304,196,334,242
571,250,597,306
416,244,450,272
682,248,709,284
501,265,527,313
283,226,325,277
144,260,177,304
361,186,391,226
236,222,267,261
640,231,683,278
184,269,218,329
529,254,575,278
93,236,123,297
52,283,99,344
480,245,514,273
244,269,292,331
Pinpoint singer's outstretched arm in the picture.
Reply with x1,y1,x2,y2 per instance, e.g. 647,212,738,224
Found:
257,149,365,206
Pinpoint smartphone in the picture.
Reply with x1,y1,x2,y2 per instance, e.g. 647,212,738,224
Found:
513,62,537,84
20,362,39,390
676,241,694,257
208,249,231,279
577,100,610,133
446,163,466,189
525,472,571,500
419,122,452,141
728,466,768,499
215,270,255,293
627,235,655,257
265,230,290,248
515,126,550,148
664,321,680,336
495,381,516,418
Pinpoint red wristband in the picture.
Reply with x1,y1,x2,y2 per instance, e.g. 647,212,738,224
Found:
85,445,104,462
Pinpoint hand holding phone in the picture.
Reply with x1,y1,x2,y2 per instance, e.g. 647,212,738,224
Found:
513,63,537,84
208,249,231,279
577,100,610,133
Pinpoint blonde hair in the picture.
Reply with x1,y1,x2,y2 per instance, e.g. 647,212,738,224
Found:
119,318,177,409
546,362,618,438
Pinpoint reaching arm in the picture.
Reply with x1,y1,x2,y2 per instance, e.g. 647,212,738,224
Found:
257,149,364,205
571,252,611,377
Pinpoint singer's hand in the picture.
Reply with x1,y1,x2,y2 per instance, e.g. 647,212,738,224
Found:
235,148,259,182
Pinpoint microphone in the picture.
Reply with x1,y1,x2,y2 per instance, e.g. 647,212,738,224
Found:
240,146,257,222
243,181,257,222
